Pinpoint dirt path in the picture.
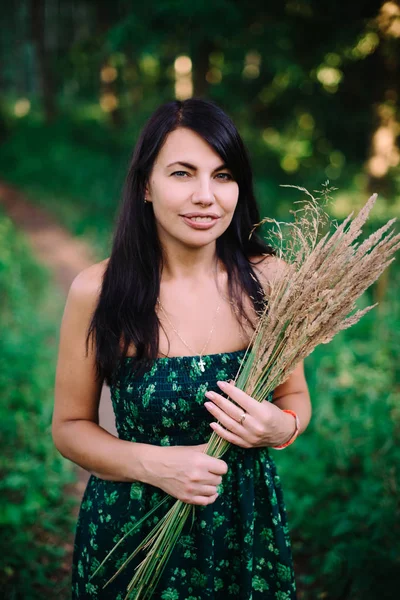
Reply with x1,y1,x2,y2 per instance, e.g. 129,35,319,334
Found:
0,180,118,460
0,180,118,587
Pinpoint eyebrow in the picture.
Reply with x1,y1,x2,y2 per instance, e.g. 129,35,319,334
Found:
166,161,229,172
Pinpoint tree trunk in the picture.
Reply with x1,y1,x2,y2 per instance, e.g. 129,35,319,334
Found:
365,27,400,197
192,39,215,98
30,0,56,122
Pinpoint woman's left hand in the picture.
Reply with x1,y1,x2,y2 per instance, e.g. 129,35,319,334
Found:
203,380,295,449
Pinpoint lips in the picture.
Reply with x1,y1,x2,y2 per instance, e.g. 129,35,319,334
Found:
180,214,220,230
181,213,221,219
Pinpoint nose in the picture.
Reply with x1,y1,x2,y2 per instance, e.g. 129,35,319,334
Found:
191,177,215,206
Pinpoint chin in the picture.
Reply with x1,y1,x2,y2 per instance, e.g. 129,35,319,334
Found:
183,238,217,249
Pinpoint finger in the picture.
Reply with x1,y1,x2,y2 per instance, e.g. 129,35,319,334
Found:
198,485,222,496
216,380,262,414
192,473,223,486
206,401,265,444
205,474,223,486
191,493,219,506
204,399,246,434
209,422,251,448
183,485,218,504
205,390,253,423
208,458,228,476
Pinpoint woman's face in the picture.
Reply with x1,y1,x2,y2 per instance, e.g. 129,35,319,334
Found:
145,127,239,250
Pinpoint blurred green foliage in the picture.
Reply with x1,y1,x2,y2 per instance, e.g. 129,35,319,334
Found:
0,209,76,598
0,1,399,598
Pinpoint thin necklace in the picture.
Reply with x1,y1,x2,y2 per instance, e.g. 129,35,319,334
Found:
157,298,221,372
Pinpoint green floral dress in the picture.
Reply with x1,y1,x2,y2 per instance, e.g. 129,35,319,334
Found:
72,350,297,599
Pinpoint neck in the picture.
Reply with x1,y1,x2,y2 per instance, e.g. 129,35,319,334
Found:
160,239,220,282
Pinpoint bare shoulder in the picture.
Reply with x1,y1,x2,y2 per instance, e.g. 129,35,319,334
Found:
248,254,288,289
68,258,109,308
54,259,110,429
58,258,110,358
59,259,110,343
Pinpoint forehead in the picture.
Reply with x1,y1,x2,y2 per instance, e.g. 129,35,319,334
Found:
155,127,223,167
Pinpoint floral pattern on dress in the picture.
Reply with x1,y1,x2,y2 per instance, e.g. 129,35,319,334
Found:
72,350,297,599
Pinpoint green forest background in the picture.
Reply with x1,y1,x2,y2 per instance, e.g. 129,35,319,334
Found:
0,1,399,599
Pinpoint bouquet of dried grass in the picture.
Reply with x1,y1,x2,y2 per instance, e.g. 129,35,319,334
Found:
91,185,400,600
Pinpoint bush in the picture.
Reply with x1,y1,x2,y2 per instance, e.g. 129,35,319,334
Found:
0,209,76,599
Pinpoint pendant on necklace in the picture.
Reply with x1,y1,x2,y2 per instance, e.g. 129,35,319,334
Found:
198,357,205,372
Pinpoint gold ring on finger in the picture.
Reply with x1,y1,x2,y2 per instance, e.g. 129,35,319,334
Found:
239,412,246,425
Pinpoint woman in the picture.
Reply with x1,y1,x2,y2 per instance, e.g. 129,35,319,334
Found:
52,97,311,599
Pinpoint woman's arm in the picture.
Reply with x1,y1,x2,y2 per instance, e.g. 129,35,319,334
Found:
52,262,161,483
271,360,312,440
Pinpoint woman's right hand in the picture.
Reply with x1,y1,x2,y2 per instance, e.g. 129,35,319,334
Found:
150,443,228,506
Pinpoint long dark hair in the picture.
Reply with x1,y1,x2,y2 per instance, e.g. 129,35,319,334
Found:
87,97,275,385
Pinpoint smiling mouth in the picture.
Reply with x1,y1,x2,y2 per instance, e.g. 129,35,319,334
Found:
180,214,220,229
180,212,221,220
185,216,216,222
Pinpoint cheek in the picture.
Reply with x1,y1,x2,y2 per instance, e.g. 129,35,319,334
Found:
225,184,239,210
219,201,239,235
224,191,239,218
152,204,176,230
151,188,182,217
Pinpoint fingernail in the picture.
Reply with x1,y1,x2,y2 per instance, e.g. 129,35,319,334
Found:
205,391,215,399
217,380,227,388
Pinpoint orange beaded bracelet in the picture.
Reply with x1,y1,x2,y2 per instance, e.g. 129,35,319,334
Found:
271,409,300,450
